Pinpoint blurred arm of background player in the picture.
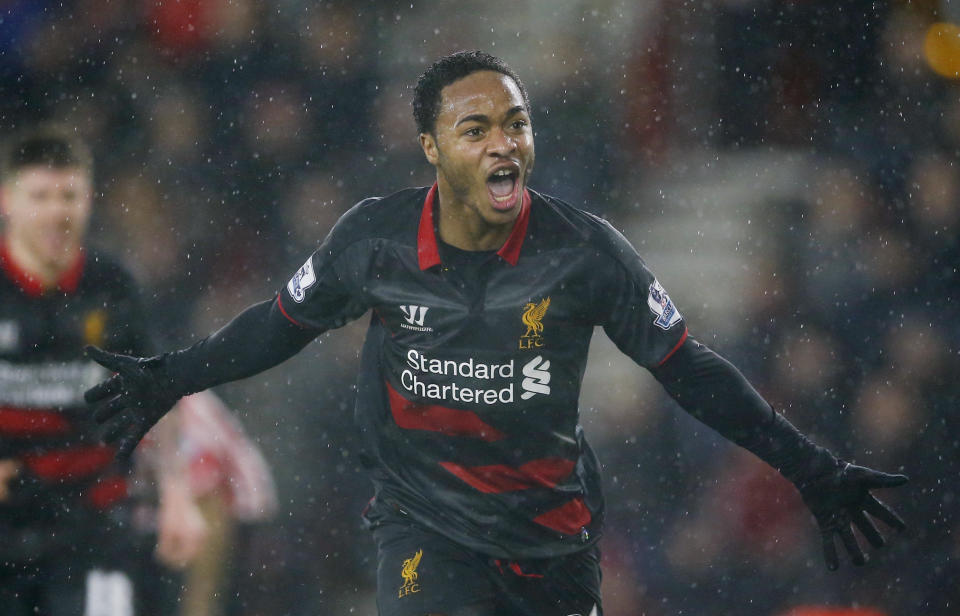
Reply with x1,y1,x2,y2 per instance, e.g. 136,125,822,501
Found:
135,389,278,615
0,459,21,501
146,409,209,570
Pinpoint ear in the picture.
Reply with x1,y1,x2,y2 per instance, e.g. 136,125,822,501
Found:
419,132,439,166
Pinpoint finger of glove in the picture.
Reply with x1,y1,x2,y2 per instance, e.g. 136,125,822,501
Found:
863,495,906,531
844,464,908,488
91,395,129,424
851,510,885,548
100,413,134,444
115,425,149,461
84,375,123,404
821,528,840,571
838,523,867,566
863,469,909,489
85,345,137,374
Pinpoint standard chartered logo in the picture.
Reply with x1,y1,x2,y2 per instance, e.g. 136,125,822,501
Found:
402,349,515,404
399,349,552,405
520,355,551,400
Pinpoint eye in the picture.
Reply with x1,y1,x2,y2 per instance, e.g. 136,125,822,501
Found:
510,119,528,130
464,127,483,138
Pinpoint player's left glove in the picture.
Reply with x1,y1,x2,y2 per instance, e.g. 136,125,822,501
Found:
797,460,908,571
84,345,185,461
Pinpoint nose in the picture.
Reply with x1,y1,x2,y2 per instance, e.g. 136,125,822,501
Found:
486,127,517,156
50,197,75,219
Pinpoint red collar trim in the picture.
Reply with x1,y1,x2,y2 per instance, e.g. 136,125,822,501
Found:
416,183,531,270
0,242,85,297
416,184,442,270
497,189,531,266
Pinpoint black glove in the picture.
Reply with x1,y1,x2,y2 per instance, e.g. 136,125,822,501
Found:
83,345,184,460
797,461,908,570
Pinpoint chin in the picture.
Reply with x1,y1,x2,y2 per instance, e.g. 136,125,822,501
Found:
482,206,521,226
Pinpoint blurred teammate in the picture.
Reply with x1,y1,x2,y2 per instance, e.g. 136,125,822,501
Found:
84,52,908,616
0,126,206,615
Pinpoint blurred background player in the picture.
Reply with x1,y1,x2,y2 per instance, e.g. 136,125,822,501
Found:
0,125,207,615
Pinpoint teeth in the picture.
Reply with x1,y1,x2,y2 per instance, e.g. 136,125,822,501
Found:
492,169,513,177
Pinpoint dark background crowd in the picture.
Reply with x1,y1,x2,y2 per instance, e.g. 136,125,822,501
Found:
1,0,957,614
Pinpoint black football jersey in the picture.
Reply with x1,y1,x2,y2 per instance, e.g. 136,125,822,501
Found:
277,185,687,558
0,244,151,524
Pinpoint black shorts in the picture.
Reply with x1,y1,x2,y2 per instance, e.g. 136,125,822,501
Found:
372,519,602,616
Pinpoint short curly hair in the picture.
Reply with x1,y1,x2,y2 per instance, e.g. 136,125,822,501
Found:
413,50,530,136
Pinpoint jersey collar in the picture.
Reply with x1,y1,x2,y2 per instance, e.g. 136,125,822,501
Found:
0,241,85,297
417,182,531,270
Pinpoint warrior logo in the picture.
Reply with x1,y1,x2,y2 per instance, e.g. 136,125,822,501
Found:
286,257,317,303
400,305,428,325
519,297,550,349
398,549,423,598
399,305,432,332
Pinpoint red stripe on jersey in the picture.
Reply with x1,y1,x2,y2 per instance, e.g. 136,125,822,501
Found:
385,381,505,441
276,295,308,328
439,458,576,493
86,474,128,509
508,561,544,578
22,444,115,481
532,497,592,535
655,326,689,367
0,407,71,436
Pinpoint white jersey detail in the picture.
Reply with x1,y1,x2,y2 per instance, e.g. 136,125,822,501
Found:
647,278,682,330
521,355,551,400
84,569,133,616
286,256,317,303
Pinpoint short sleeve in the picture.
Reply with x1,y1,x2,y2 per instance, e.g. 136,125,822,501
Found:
276,205,374,331
594,222,688,368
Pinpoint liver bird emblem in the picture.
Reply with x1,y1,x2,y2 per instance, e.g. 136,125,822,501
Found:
521,297,551,338
401,549,423,585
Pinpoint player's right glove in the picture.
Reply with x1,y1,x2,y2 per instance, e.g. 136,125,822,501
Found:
797,460,908,571
84,345,185,461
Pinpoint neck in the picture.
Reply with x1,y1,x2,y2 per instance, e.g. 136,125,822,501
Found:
3,234,79,288
435,179,513,251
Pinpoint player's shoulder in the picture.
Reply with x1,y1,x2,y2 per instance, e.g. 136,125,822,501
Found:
325,186,428,246
81,249,143,295
529,189,641,262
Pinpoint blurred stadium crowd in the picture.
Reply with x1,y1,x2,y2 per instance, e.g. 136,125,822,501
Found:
1,0,957,614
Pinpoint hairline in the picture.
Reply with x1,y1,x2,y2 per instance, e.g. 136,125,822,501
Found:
426,70,530,138
0,127,94,185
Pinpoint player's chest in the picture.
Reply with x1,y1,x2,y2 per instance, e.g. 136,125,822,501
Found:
0,288,118,359
367,259,593,351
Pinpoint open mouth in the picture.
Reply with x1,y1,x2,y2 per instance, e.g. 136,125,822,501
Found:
486,167,520,211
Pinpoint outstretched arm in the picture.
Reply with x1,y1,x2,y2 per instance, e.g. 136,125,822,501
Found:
85,297,318,459
650,336,908,570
